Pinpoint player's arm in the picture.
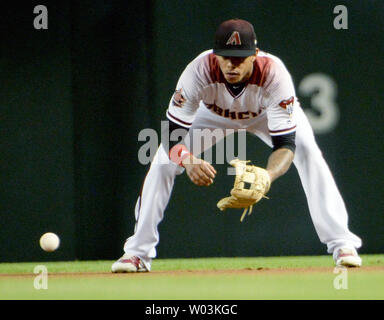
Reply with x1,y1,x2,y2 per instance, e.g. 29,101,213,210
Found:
266,132,295,182
181,154,216,187
165,53,216,186
164,120,216,187
263,58,298,183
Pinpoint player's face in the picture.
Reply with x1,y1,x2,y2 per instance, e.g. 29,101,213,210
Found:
216,53,257,84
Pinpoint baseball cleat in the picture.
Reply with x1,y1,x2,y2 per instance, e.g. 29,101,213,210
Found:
111,254,149,273
334,248,362,268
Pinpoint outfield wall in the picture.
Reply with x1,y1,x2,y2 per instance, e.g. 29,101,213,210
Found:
0,1,383,262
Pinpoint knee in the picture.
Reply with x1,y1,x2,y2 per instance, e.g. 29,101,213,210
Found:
151,161,183,177
149,147,183,177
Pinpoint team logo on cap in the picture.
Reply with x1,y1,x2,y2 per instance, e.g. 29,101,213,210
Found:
226,31,241,45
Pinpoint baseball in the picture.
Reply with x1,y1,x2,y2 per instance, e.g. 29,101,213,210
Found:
39,232,60,252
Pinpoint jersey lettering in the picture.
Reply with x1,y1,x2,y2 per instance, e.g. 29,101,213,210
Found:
205,102,264,120
166,50,297,134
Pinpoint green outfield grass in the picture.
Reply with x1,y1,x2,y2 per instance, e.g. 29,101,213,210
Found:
0,255,383,300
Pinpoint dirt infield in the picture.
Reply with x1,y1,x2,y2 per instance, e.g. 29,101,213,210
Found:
1,266,383,279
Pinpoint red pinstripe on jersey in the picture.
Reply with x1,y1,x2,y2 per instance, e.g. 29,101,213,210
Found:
269,125,297,136
167,111,192,127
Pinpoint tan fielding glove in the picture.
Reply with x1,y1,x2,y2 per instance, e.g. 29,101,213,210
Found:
217,159,271,222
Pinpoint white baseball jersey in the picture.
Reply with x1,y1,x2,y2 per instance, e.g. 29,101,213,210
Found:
166,49,297,136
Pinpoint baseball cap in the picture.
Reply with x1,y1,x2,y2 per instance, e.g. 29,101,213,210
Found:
213,19,257,57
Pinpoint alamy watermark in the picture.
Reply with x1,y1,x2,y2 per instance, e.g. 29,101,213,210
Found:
138,121,248,174
333,5,348,30
33,265,48,290
33,5,48,30
333,266,348,290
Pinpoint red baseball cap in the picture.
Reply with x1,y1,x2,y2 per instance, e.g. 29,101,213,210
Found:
213,19,257,57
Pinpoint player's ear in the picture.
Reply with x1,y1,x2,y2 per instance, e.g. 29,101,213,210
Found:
250,51,258,62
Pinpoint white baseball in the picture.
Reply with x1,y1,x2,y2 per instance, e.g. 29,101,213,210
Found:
39,232,60,252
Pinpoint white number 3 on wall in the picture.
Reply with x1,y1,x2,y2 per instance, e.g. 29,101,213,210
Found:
299,73,340,134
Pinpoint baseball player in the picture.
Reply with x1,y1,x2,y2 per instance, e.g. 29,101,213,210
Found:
112,19,362,272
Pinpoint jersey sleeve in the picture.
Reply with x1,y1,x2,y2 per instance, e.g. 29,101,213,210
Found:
166,56,206,128
263,59,297,136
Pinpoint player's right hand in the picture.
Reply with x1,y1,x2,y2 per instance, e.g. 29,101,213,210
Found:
181,155,216,186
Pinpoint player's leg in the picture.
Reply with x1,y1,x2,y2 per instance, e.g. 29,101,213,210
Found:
293,107,362,251
247,107,362,265
292,107,362,264
112,144,182,272
112,106,234,272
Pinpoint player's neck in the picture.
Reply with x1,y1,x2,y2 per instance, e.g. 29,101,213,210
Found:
225,67,253,91
224,64,253,96
226,81,247,96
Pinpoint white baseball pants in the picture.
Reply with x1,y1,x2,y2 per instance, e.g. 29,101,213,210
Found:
123,105,362,269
